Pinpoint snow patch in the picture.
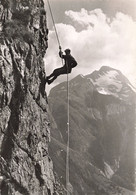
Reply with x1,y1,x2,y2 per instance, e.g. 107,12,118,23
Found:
104,162,114,179
115,158,120,169
95,71,122,91
80,74,85,78
97,87,111,95
127,83,136,93
89,163,105,177
91,70,123,96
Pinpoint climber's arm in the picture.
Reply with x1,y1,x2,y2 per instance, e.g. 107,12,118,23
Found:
59,46,65,59
59,51,64,58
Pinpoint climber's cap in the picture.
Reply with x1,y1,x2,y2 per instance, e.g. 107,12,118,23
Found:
65,49,71,54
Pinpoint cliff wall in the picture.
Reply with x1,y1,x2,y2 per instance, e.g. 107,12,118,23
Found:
0,0,55,194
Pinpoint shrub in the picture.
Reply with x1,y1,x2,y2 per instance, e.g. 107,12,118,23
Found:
3,20,33,43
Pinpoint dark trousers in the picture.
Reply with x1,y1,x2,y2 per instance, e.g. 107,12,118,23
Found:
47,66,72,83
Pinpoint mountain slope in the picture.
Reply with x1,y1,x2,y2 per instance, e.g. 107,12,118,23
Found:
48,66,136,195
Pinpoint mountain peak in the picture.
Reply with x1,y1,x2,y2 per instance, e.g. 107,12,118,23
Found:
48,66,135,195
85,66,135,101
49,66,135,103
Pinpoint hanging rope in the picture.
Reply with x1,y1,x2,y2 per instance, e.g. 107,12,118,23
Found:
46,0,61,48
66,62,70,195
46,0,63,65
46,1,70,193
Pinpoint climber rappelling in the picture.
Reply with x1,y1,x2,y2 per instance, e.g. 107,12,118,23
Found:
46,0,75,193
46,0,77,85
46,46,77,84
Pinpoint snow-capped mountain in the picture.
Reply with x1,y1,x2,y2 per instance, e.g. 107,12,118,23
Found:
87,66,136,101
48,66,135,195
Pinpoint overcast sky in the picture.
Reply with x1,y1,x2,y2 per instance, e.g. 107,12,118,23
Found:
43,0,136,94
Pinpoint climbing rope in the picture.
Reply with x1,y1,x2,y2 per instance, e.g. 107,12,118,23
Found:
46,1,70,193
46,0,61,48
46,0,63,65
66,62,70,195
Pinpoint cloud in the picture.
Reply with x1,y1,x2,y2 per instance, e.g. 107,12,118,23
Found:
45,8,136,93
65,8,109,27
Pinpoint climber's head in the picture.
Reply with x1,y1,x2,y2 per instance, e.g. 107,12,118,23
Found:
65,49,71,54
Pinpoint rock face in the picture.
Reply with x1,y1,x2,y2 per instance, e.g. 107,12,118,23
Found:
48,66,136,195
0,0,55,194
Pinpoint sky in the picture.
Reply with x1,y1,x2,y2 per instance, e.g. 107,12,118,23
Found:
43,0,136,94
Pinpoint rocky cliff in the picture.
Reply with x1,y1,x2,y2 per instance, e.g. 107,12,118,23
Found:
48,66,136,195
0,0,56,194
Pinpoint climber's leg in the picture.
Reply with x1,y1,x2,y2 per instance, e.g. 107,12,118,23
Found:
47,67,65,85
46,72,55,80
46,67,62,80
47,75,58,84
46,66,72,85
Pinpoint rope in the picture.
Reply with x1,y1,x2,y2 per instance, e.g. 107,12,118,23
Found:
46,0,61,48
46,0,63,65
66,62,70,195
46,0,70,192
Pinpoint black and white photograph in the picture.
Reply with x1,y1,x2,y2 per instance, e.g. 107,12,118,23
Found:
0,0,135,194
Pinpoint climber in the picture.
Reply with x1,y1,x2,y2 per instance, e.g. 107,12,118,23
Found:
46,47,77,84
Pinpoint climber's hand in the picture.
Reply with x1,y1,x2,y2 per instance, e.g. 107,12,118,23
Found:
59,46,62,50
